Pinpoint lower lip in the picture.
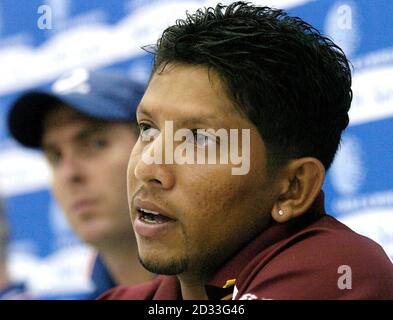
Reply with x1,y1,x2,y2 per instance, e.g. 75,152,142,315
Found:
133,218,176,238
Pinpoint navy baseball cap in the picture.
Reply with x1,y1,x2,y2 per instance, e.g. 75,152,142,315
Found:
8,68,145,148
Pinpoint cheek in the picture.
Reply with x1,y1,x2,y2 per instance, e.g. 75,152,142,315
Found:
178,167,242,234
181,165,253,211
105,155,131,199
111,155,130,182
178,164,269,246
51,174,67,204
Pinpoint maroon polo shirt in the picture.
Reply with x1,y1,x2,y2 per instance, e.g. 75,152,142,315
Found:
99,192,393,300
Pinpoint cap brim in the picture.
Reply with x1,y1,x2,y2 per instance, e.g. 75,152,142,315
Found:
8,91,65,148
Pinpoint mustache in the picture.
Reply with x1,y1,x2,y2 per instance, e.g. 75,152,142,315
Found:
131,187,168,209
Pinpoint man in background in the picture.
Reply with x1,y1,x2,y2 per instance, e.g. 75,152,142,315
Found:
7,68,153,298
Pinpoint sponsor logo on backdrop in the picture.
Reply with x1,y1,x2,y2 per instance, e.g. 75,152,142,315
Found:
0,1,202,95
350,65,393,125
323,2,393,125
330,135,365,196
0,0,316,95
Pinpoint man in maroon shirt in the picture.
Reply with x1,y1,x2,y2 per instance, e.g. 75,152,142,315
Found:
100,1,393,300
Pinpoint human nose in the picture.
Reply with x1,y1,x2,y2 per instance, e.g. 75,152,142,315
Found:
133,133,175,190
55,151,85,185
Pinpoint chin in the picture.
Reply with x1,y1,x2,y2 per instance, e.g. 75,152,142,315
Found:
138,253,188,275
80,234,104,247
77,225,112,246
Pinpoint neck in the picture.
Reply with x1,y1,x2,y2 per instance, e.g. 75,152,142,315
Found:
98,235,154,286
178,274,209,300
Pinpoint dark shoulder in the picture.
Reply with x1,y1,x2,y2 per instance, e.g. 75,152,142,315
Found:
298,214,391,263
98,277,163,300
236,215,393,299
277,214,393,281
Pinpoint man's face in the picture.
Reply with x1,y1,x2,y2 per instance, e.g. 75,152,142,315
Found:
128,64,278,278
42,105,138,247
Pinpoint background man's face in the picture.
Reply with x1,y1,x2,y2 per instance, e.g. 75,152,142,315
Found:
128,64,278,278
42,105,138,247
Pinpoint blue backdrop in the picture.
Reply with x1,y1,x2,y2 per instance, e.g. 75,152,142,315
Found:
0,0,392,298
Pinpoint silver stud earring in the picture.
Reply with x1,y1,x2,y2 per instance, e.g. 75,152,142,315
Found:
278,209,284,216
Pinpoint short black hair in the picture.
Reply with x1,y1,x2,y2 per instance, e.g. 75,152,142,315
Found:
149,1,352,171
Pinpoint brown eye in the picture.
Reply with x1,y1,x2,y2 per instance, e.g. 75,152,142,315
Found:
45,150,62,166
139,123,160,141
190,129,217,148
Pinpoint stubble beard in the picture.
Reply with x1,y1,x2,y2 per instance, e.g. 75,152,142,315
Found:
138,254,189,275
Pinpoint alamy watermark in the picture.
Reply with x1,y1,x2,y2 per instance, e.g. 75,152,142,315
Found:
337,4,353,30
37,5,52,30
140,121,250,175
337,265,352,290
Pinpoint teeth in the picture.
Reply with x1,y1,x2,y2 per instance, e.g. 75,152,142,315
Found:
141,215,158,224
140,208,160,215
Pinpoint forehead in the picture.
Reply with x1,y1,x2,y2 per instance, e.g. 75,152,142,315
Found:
42,104,107,144
43,104,96,129
138,64,243,126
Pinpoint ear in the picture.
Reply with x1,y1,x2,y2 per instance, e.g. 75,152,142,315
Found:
271,157,325,223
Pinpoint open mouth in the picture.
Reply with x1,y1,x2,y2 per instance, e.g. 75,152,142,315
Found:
137,208,174,224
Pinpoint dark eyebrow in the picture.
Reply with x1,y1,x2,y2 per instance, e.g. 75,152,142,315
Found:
137,104,222,128
136,104,154,119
